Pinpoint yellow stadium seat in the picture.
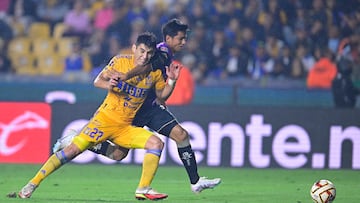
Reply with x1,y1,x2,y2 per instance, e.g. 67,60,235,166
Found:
7,37,31,58
56,37,79,58
28,22,51,39
10,54,37,75
81,51,92,73
53,22,66,39
36,54,63,75
32,38,56,56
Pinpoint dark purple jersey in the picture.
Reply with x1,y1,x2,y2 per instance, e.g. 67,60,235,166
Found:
141,42,173,108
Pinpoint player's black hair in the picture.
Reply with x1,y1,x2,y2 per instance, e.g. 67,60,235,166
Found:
162,18,189,40
135,32,157,50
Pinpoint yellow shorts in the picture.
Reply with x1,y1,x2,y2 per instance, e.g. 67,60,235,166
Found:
73,116,153,151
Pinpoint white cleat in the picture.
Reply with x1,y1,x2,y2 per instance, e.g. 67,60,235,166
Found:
191,177,221,193
52,129,78,153
135,187,168,200
18,182,37,198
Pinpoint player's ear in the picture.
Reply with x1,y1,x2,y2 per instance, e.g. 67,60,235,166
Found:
165,35,171,43
132,44,136,53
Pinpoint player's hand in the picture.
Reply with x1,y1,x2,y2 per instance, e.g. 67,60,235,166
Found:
117,72,128,81
166,62,182,80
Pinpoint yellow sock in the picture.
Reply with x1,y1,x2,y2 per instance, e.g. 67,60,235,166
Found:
138,153,160,188
30,154,62,185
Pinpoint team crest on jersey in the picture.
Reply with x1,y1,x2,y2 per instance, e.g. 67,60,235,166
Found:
159,46,169,53
145,75,153,86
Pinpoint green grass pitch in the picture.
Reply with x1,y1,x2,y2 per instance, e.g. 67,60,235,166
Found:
1,163,359,203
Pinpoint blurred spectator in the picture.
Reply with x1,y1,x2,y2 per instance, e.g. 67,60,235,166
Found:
265,0,287,27
0,16,13,42
247,41,274,80
285,5,310,47
310,0,328,24
105,34,122,62
265,33,284,59
293,26,313,52
89,33,122,78
125,0,148,24
36,0,69,32
63,41,91,82
167,60,194,106
224,17,241,43
273,45,293,78
145,11,162,40
327,24,340,54
324,0,341,27
338,34,360,82
307,47,337,89
332,56,360,108
120,17,145,54
0,39,12,74
187,0,211,28
0,0,359,88
85,28,106,69
221,44,248,79
167,1,186,19
243,0,263,28
93,0,115,31
7,0,38,35
190,21,211,55
0,0,10,13
309,18,328,49
180,37,207,83
207,27,229,75
258,0,287,40
63,0,92,44
291,44,315,78
105,6,131,47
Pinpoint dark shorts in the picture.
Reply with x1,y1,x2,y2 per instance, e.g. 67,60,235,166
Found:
132,105,178,137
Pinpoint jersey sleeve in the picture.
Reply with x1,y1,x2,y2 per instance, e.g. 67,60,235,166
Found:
153,69,166,91
104,55,132,74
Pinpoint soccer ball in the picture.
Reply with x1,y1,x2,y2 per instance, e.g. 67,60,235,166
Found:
310,179,336,203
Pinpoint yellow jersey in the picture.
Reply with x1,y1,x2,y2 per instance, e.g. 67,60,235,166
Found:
96,54,165,125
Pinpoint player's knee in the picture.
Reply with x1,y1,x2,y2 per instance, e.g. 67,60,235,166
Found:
154,137,164,150
146,135,164,150
170,125,190,146
109,147,129,161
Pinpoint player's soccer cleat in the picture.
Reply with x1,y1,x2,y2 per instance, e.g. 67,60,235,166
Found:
52,129,77,153
135,187,168,201
191,177,222,193
18,182,37,198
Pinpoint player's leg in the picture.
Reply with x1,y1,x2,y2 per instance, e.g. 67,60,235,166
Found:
111,126,167,200
53,129,129,161
146,105,221,193
19,119,111,198
18,136,91,198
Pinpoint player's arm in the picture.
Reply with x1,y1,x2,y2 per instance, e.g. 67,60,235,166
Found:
120,50,167,80
156,62,182,102
94,65,120,90
120,63,152,81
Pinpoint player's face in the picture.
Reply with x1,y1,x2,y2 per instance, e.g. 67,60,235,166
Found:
167,31,187,53
132,44,155,65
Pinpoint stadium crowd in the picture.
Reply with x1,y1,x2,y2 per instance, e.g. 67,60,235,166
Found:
0,0,359,87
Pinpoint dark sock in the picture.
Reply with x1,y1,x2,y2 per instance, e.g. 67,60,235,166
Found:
178,145,200,184
88,141,110,156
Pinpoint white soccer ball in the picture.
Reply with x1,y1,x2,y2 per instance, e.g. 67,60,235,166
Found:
310,179,336,203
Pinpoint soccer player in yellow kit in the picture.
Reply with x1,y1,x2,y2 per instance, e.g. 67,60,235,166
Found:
18,32,179,201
